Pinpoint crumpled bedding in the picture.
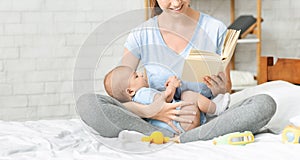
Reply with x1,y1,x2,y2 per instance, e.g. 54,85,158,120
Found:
1,81,300,159
0,119,299,160
0,119,97,159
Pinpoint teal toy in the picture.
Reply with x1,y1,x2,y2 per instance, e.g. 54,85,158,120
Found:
282,115,300,144
213,131,254,145
282,125,300,144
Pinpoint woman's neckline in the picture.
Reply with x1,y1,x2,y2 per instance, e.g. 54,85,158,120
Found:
155,12,202,55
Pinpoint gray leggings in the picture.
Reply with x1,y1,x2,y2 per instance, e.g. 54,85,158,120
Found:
76,94,276,143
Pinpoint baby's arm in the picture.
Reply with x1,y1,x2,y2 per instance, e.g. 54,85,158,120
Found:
164,85,177,103
163,76,181,103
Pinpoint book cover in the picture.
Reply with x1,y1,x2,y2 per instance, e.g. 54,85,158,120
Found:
182,29,241,82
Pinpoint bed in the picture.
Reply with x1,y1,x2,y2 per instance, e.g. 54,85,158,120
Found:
0,118,299,160
1,56,300,159
231,56,300,91
259,56,300,85
1,80,300,159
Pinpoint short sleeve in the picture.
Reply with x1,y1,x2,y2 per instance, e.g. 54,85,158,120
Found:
124,28,142,60
132,87,160,105
216,26,228,55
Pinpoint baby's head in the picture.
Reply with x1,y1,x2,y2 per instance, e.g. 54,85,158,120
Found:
104,66,148,102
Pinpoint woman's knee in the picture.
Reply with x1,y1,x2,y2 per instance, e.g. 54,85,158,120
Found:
253,94,277,116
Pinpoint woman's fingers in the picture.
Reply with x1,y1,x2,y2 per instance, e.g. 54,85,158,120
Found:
203,76,214,87
153,101,195,126
218,72,226,81
211,75,223,87
175,109,196,115
170,107,196,115
165,101,195,124
204,74,223,86
168,101,193,109
168,101,195,115
167,121,181,134
179,101,195,107
203,72,227,96
172,115,193,124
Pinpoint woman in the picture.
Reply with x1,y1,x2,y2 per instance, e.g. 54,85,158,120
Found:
77,0,276,143
121,0,231,131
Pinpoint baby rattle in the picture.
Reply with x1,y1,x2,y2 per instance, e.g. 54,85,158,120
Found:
213,131,255,145
141,131,170,144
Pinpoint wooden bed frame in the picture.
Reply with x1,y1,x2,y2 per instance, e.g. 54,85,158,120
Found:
258,56,300,85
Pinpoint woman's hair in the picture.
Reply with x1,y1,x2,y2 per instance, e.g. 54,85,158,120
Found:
150,0,163,17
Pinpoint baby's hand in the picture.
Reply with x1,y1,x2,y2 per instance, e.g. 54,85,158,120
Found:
165,76,181,88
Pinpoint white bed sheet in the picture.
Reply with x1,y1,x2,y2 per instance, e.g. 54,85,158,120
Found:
1,81,300,160
0,119,299,160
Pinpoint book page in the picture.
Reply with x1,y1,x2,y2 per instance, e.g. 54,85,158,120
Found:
221,29,241,67
182,50,223,82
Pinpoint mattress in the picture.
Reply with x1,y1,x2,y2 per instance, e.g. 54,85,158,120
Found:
0,119,299,160
1,81,300,159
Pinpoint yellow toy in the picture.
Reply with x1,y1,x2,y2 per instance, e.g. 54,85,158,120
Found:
213,131,255,145
141,131,170,144
282,125,300,144
282,115,300,144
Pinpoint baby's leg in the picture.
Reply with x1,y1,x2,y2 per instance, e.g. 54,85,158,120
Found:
212,93,230,115
181,91,216,114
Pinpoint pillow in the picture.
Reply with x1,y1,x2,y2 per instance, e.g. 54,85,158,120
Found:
230,70,257,90
76,93,174,138
230,80,300,134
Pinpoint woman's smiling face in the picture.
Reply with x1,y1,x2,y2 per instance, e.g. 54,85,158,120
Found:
156,0,190,15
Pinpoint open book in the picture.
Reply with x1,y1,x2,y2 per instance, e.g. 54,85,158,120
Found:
182,29,241,82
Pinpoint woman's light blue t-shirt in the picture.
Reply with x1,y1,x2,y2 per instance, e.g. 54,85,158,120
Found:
124,13,227,99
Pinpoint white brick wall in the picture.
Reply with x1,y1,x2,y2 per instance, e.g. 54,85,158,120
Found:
1,0,299,121
0,0,143,121
191,0,300,74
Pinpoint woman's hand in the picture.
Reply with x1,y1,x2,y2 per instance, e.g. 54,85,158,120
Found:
150,101,195,133
203,72,227,96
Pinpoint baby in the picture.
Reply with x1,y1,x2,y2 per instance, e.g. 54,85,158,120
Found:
104,66,230,134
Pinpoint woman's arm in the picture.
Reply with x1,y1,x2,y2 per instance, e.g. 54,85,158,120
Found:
121,48,140,70
123,98,164,118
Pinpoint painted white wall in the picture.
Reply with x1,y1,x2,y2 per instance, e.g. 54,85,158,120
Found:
0,0,143,121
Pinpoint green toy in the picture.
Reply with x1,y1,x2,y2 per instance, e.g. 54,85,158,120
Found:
213,131,254,145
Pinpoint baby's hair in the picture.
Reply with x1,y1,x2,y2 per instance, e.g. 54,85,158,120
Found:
103,66,132,103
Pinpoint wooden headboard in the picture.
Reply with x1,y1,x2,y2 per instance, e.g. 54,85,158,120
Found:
259,56,300,85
